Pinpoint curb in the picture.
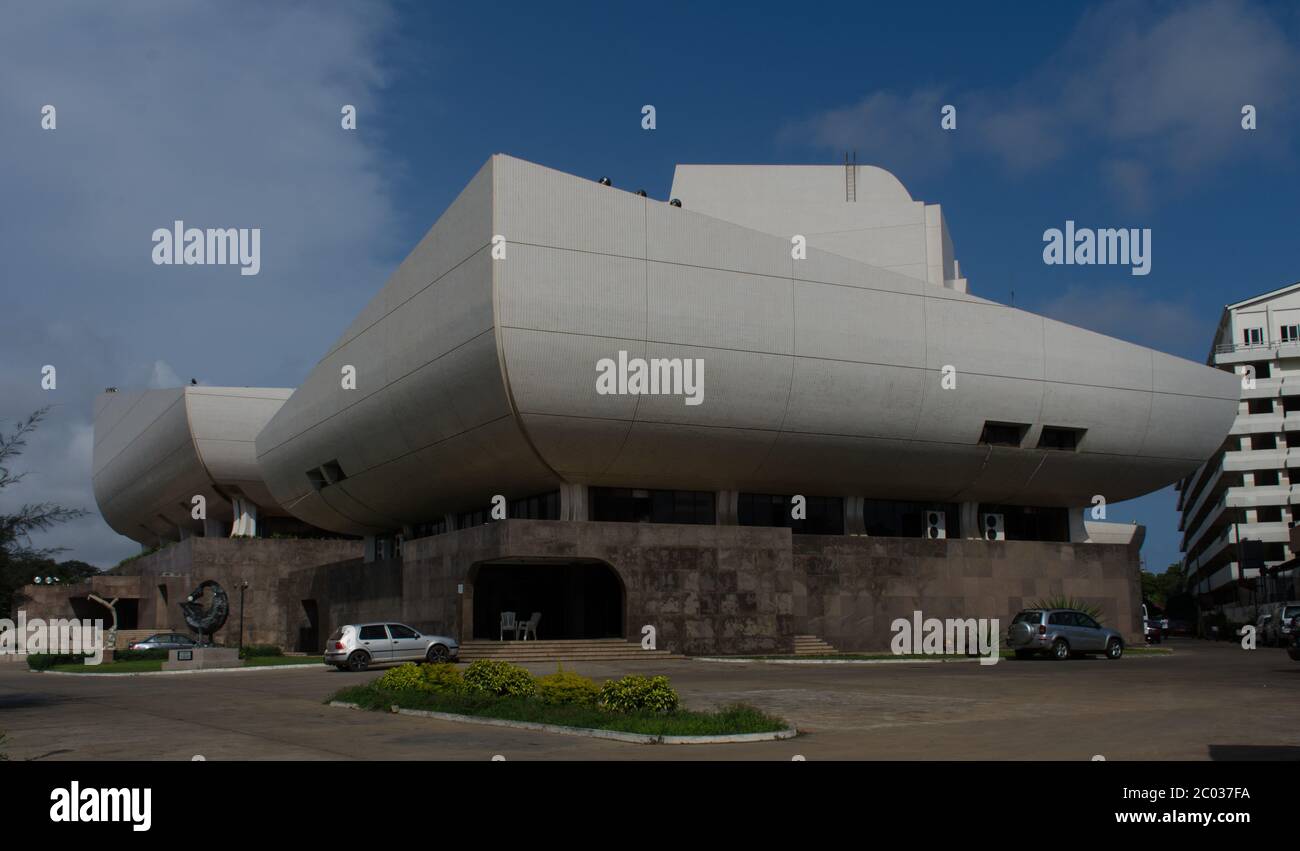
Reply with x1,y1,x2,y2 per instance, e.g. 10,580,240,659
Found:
35,663,328,677
329,700,797,745
692,656,981,665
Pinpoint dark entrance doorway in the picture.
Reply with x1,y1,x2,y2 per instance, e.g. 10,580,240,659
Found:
471,560,623,640
297,599,320,653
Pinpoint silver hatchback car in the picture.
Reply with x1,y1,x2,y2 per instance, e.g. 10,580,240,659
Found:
324,623,459,671
1007,608,1125,660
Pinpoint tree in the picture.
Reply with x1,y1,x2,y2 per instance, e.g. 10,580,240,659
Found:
0,408,90,616
1141,562,1187,608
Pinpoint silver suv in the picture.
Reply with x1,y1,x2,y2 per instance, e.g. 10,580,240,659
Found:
324,623,459,672
1007,609,1125,660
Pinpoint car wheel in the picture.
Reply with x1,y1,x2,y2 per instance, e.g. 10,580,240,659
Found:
1014,649,1034,660
1105,638,1123,659
426,644,450,664
1051,638,1070,660
346,651,370,672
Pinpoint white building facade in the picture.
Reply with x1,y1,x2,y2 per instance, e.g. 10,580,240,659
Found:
1179,282,1300,603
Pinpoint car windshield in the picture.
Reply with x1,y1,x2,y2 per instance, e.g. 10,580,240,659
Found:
328,628,345,641
1283,606,1300,619
1012,611,1042,625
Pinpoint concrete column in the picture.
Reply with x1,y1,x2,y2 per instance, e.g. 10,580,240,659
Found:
363,535,377,563
844,496,866,535
443,513,456,532
715,489,739,525
960,501,982,539
560,482,588,521
202,518,224,537
230,498,258,537
1068,506,1091,543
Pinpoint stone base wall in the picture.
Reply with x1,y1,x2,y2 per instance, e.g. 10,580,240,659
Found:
15,537,364,650
15,521,1141,656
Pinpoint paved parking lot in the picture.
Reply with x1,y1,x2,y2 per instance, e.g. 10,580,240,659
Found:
1,639,1297,760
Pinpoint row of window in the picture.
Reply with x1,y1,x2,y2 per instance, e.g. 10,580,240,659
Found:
979,422,1086,451
1243,326,1300,345
737,493,844,535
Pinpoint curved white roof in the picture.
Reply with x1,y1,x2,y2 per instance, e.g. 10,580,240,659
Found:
93,386,293,544
252,154,1239,536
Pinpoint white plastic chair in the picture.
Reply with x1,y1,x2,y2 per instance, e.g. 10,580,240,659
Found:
518,612,541,641
499,611,517,641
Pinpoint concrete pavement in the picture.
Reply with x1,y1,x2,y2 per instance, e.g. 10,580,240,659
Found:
0,639,1296,760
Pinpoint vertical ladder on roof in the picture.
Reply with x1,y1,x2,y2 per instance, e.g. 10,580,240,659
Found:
844,150,857,202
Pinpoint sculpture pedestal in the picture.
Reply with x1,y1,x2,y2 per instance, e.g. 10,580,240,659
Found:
162,647,242,671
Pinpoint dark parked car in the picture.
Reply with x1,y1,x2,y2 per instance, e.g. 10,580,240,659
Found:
129,633,198,651
1144,619,1163,644
1288,617,1300,662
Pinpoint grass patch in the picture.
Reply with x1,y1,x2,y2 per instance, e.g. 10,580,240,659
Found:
331,683,788,737
705,646,1174,661
46,655,325,674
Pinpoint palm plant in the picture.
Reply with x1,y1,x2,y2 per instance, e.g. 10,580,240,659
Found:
1029,596,1105,624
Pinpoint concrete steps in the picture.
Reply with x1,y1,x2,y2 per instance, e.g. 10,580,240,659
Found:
792,634,838,655
459,638,683,663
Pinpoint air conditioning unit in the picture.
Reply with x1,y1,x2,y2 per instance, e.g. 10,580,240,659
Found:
982,513,1005,541
925,510,946,539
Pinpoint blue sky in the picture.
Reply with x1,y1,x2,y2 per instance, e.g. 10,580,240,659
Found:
2,0,1298,570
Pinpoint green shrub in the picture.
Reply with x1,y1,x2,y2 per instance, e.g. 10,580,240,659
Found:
597,674,679,713
239,644,283,659
536,665,599,706
420,662,465,693
1029,596,1104,624
375,663,427,692
26,653,85,671
463,659,535,697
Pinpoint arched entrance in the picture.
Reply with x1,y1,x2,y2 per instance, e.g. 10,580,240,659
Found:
469,558,624,641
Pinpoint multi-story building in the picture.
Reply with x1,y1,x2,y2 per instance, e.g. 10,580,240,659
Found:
1179,282,1300,606
25,155,1238,654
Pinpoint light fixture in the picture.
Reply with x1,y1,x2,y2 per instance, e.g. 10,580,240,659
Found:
598,177,612,186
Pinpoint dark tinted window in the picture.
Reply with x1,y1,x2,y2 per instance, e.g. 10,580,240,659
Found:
1012,611,1042,625
508,491,560,520
978,504,1070,542
1047,612,1071,626
1075,614,1100,629
358,625,387,641
1037,426,1085,451
979,422,1028,447
863,499,961,538
737,493,844,535
590,487,715,525
387,624,417,639
1248,398,1274,415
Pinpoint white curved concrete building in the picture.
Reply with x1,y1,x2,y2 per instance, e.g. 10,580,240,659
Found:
94,385,296,545
83,154,1244,654
253,154,1239,539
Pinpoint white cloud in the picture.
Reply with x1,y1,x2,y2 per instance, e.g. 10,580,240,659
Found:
147,360,182,389
0,1,403,566
783,0,1299,207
